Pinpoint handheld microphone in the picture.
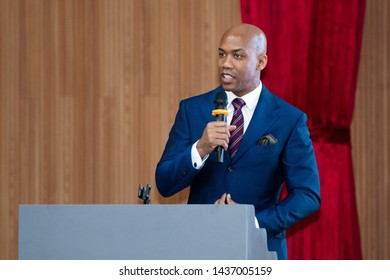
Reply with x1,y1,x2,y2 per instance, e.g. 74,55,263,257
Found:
212,91,228,163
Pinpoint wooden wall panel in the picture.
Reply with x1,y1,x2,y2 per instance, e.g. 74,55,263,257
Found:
352,0,390,260
0,0,241,259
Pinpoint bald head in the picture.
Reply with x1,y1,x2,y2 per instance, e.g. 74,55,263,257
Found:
220,24,267,56
218,24,268,96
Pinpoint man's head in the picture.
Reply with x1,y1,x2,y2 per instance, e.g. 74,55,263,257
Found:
218,24,267,97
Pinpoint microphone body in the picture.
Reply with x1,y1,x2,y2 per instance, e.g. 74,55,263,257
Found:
213,91,228,163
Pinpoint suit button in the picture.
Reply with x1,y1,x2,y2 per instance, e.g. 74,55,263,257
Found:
227,166,234,172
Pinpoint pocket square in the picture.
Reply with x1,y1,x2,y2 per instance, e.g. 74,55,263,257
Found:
257,134,278,145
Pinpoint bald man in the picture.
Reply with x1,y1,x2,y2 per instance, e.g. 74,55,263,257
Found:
155,24,321,259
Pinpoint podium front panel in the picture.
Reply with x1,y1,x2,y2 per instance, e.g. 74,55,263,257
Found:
18,204,277,260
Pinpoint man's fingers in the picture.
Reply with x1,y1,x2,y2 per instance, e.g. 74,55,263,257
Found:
215,193,227,204
225,193,237,205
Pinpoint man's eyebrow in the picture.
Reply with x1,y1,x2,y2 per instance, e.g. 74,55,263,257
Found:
218,48,246,52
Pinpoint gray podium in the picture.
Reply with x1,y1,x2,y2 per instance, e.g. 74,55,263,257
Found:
18,204,277,260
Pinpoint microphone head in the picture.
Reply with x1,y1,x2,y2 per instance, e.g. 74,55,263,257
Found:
214,91,228,109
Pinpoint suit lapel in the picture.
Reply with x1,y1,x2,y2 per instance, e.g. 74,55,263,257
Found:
205,86,223,121
231,86,280,162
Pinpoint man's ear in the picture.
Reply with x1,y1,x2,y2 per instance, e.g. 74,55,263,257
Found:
257,54,268,71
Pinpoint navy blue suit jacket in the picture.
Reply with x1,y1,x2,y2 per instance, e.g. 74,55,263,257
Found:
156,85,321,259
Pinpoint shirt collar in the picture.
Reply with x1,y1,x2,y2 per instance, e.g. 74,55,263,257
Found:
226,82,262,111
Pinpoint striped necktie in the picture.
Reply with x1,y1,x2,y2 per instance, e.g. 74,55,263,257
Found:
229,98,246,158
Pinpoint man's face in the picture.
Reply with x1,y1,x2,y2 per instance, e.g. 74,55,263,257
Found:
218,34,261,97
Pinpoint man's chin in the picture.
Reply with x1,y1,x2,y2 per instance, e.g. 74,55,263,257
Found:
221,83,235,92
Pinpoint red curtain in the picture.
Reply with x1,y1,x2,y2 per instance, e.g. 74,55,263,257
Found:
240,0,365,259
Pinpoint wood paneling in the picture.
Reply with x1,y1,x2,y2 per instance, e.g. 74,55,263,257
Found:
0,0,241,259
352,0,390,260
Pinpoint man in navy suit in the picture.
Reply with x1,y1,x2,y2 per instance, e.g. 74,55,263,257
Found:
155,24,320,259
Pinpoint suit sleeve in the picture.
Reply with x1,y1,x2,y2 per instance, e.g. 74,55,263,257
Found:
155,100,202,197
256,113,321,235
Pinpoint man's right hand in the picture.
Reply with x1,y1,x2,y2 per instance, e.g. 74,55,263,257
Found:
196,121,236,159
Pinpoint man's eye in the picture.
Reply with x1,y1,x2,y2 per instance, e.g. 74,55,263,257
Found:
234,54,243,59
219,53,226,57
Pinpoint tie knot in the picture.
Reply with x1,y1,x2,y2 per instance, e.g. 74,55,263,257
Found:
232,98,246,110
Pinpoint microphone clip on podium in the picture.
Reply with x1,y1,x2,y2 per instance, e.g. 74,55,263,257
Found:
138,184,151,204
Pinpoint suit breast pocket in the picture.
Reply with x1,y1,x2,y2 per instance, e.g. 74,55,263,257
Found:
252,144,279,155
247,144,281,167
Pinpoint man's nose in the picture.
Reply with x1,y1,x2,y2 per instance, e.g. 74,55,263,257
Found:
221,56,233,69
